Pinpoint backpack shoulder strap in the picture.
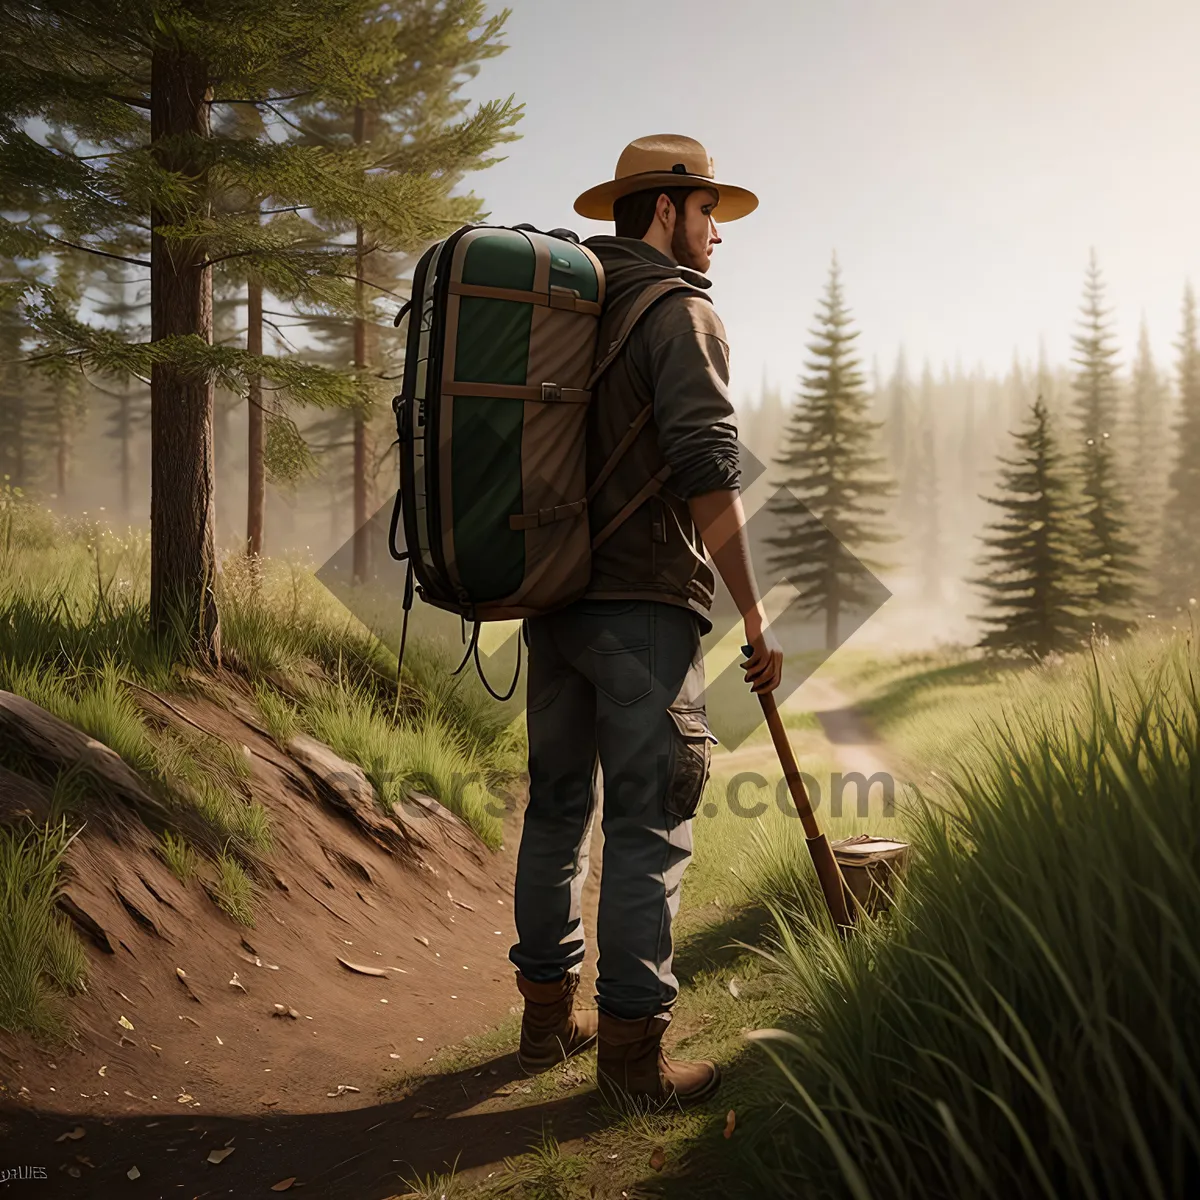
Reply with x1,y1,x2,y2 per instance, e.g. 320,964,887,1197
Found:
585,277,703,390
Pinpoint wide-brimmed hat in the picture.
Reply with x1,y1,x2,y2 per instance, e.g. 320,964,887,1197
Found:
573,134,758,223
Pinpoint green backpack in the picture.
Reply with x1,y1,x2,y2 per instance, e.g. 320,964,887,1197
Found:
388,223,688,697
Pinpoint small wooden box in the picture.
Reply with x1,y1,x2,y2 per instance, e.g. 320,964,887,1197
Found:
832,835,911,917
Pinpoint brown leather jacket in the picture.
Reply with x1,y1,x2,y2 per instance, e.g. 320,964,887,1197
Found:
581,237,741,633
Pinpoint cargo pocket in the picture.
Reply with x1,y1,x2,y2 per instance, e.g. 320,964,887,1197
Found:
664,705,719,822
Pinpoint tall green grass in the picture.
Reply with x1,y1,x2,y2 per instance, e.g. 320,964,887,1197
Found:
0,496,520,849
301,683,506,849
741,630,1200,1199
0,820,88,1038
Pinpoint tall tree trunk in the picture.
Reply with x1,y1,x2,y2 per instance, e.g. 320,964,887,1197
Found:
13,391,26,489
55,398,69,500
351,104,370,584
149,48,219,663
246,278,265,560
825,566,839,652
118,390,132,520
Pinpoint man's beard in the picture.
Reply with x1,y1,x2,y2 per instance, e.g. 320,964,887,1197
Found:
670,222,708,273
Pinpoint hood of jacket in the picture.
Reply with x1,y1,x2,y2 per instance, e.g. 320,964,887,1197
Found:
582,235,712,314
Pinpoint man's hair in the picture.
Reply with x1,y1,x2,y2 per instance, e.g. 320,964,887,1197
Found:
612,186,697,239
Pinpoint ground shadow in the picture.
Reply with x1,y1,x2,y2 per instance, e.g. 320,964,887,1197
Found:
673,905,774,986
0,1048,605,1199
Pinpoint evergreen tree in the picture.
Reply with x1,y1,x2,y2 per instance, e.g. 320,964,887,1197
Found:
1159,283,1200,611
1070,250,1138,634
913,364,941,604
885,347,912,502
766,256,894,650
92,268,151,522
973,397,1093,657
1125,316,1169,576
0,267,37,490
293,0,516,581
0,0,519,660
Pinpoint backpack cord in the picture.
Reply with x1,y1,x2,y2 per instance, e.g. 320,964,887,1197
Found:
473,620,523,702
392,558,415,722
451,619,478,677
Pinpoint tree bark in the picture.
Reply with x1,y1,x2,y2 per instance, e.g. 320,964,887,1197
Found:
55,398,69,500
118,390,131,520
246,278,265,560
149,47,219,663
351,104,370,584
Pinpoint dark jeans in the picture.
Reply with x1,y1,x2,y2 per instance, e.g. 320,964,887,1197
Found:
509,598,716,1018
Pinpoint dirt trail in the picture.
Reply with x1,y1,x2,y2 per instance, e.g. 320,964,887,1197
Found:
0,671,891,1198
712,672,893,783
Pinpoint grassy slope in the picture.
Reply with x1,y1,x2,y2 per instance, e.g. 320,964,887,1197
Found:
0,498,523,1037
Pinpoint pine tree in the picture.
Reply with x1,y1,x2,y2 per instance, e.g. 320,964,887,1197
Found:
885,348,912,508
913,364,941,604
973,397,1093,657
293,1,516,581
1159,283,1200,611
1125,316,1169,577
1070,250,1138,634
0,0,519,661
92,268,151,522
766,256,894,650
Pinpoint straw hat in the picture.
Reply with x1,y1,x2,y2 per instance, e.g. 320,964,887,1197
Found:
573,134,758,223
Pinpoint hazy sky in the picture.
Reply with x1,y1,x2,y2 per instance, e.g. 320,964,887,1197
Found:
467,0,1200,406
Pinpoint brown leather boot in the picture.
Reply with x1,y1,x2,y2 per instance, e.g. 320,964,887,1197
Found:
596,1011,720,1107
515,971,598,1073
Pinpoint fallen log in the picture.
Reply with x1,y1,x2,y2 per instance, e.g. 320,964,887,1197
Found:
0,690,176,832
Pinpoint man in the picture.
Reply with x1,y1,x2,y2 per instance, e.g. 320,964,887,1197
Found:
509,134,783,1106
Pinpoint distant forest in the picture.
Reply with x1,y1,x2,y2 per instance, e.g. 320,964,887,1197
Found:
3,238,1197,652
739,254,1198,648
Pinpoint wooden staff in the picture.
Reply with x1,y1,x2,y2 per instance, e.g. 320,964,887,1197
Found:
744,647,854,933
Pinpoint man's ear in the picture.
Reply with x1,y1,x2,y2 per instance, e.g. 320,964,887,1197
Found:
656,193,675,229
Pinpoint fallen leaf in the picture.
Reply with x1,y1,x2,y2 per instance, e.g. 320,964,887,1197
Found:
75,1156,94,1168
118,1016,134,1031
650,1146,666,1172
452,899,475,912
215,1036,223,1046
119,1035,137,1048
271,1178,297,1192
414,936,429,946
326,1084,361,1097
176,967,188,979
229,973,246,992
97,1066,107,1077
67,1166,81,1178
337,957,388,977
207,1146,235,1164
127,1166,141,1180
55,1126,86,1143
177,1093,194,1104
727,978,741,999
724,1109,737,1139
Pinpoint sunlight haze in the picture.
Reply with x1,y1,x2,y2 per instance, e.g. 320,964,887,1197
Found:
471,0,1200,405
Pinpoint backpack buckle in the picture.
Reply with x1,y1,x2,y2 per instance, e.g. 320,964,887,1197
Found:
541,382,561,402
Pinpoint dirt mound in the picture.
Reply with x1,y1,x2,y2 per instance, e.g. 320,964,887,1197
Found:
0,680,527,1125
